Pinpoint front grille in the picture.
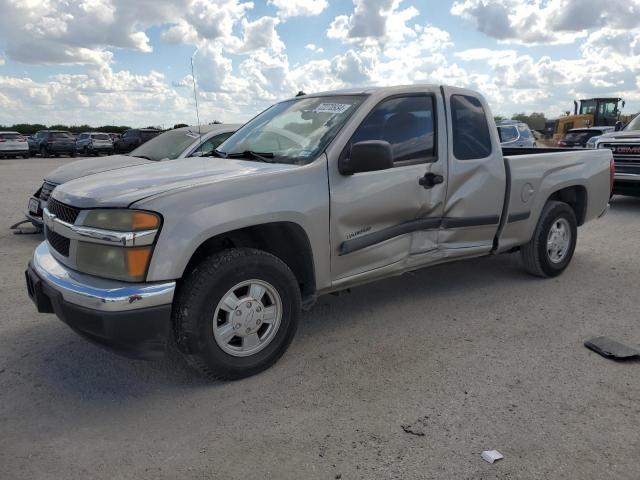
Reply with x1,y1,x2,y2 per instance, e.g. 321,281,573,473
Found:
48,198,80,224
46,227,70,257
39,182,56,202
602,144,640,164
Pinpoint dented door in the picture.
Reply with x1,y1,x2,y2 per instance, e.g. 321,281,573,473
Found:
328,89,448,281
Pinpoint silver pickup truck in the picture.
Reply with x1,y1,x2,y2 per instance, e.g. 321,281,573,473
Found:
25,85,613,379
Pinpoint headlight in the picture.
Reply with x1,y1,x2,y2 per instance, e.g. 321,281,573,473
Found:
76,209,161,282
83,209,160,231
586,136,601,149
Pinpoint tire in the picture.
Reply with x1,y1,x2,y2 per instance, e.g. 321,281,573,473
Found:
83,146,88,156
173,248,301,380
521,201,577,278
23,154,29,159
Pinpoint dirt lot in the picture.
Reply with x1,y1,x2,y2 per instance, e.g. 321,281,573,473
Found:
1,156,639,479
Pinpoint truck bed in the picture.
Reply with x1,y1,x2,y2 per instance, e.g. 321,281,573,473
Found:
496,147,612,252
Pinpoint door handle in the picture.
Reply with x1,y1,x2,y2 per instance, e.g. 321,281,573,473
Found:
418,173,444,189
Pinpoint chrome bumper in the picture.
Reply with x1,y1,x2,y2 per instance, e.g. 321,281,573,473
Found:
31,241,175,312
615,173,640,183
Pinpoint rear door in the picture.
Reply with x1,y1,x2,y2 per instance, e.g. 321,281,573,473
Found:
439,87,506,253
329,88,447,280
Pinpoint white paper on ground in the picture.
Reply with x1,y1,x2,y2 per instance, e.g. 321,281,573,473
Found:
481,450,504,464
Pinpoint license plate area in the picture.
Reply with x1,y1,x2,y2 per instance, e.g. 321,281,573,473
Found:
28,197,40,214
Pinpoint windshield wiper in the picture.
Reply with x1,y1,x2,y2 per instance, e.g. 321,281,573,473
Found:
225,150,276,163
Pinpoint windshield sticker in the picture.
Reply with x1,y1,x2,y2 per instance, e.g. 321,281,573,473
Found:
184,130,200,138
314,103,352,114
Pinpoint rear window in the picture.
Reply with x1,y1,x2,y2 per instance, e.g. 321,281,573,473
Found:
0,133,21,140
141,131,160,140
517,125,533,139
51,132,73,139
451,94,492,160
91,134,110,140
498,126,518,143
564,131,591,142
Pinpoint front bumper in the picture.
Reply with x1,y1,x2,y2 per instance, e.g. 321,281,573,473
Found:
613,173,640,196
26,242,176,358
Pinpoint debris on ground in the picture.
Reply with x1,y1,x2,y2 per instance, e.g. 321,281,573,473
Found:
584,336,640,360
9,219,41,235
481,450,504,464
401,416,428,436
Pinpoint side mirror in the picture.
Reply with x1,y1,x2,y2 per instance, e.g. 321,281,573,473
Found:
339,140,394,175
615,121,623,131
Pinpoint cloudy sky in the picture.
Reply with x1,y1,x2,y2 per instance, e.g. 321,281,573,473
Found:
1,0,639,127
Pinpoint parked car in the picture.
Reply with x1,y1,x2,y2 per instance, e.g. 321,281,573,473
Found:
29,130,77,157
113,128,162,153
75,132,114,156
497,120,537,148
0,131,29,158
594,113,640,196
559,127,615,148
25,85,612,380
24,124,239,228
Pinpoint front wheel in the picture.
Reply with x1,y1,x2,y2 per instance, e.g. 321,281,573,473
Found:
521,201,577,277
173,248,301,380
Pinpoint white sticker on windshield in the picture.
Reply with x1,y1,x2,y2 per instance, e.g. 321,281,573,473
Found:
314,103,352,114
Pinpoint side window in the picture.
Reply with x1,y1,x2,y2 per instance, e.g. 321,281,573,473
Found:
350,95,436,164
196,132,234,156
451,94,492,160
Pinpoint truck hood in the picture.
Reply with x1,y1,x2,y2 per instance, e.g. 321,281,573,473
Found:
598,130,640,142
52,156,299,208
45,155,152,184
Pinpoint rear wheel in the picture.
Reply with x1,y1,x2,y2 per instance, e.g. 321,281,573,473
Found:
173,248,301,380
521,201,577,277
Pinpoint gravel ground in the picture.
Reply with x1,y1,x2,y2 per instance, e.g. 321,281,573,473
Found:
1,156,639,480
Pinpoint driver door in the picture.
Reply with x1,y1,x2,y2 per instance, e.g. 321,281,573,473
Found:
329,90,447,281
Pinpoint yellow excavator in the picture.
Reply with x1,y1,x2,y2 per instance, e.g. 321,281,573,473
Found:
553,97,625,143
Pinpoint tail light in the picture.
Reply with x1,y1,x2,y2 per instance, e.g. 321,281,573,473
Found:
558,140,567,147
610,157,615,193
0,139,5,143
18,136,26,142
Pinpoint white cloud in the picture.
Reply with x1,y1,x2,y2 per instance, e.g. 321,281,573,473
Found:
305,44,324,53
327,0,419,44
451,0,640,45
269,0,328,18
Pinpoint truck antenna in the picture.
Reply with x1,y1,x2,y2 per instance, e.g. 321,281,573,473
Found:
190,54,202,143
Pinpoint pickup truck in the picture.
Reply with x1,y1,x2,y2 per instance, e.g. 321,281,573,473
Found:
594,113,640,196
25,85,613,380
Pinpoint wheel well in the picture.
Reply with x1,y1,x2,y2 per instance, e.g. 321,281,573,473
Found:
183,222,316,298
548,185,587,225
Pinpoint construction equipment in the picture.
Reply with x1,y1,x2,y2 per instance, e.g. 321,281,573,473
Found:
553,97,624,143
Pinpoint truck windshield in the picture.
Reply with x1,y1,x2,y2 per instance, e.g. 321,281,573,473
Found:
218,95,366,164
624,115,640,131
